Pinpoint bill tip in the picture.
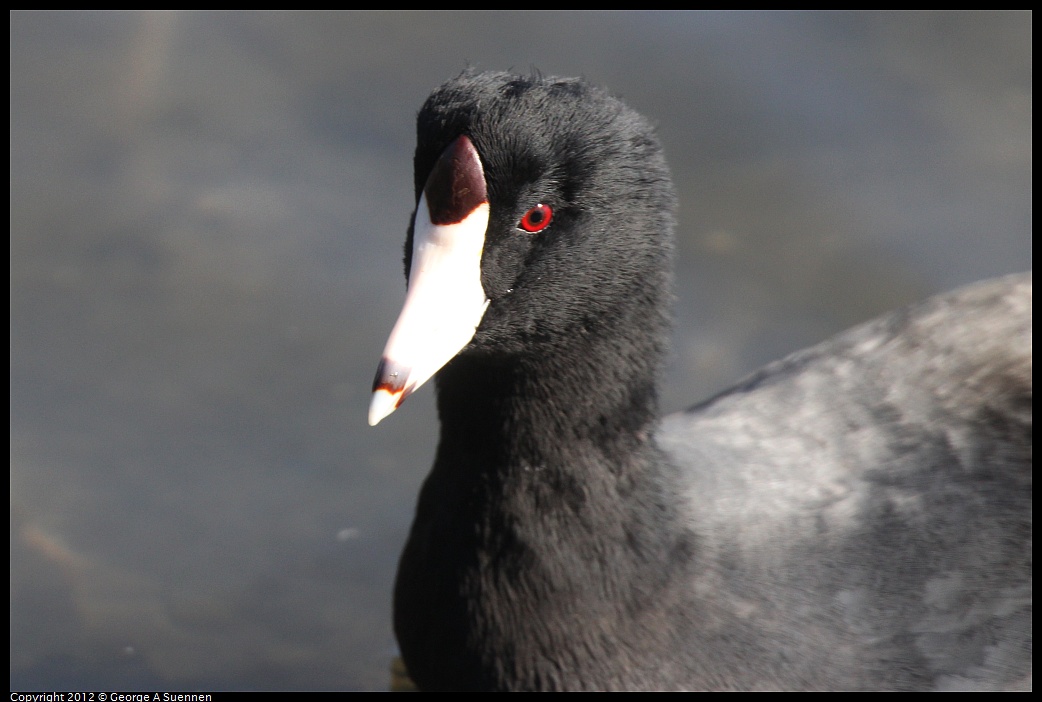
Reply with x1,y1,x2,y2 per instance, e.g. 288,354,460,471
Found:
368,388,401,426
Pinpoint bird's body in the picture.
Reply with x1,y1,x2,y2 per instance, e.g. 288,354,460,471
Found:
369,71,1031,691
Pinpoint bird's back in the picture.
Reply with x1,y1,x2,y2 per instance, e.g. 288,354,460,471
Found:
657,273,1032,689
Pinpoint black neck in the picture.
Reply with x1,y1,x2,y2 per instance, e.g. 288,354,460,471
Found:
395,296,697,690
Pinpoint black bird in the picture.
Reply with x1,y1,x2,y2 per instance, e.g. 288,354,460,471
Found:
368,71,1031,691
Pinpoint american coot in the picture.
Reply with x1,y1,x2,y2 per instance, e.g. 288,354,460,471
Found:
368,71,1031,691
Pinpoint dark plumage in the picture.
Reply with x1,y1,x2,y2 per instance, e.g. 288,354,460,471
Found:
369,71,1031,691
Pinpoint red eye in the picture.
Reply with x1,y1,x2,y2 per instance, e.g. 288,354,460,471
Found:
518,203,553,233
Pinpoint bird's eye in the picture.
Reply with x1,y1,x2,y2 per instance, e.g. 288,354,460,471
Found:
518,203,553,233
